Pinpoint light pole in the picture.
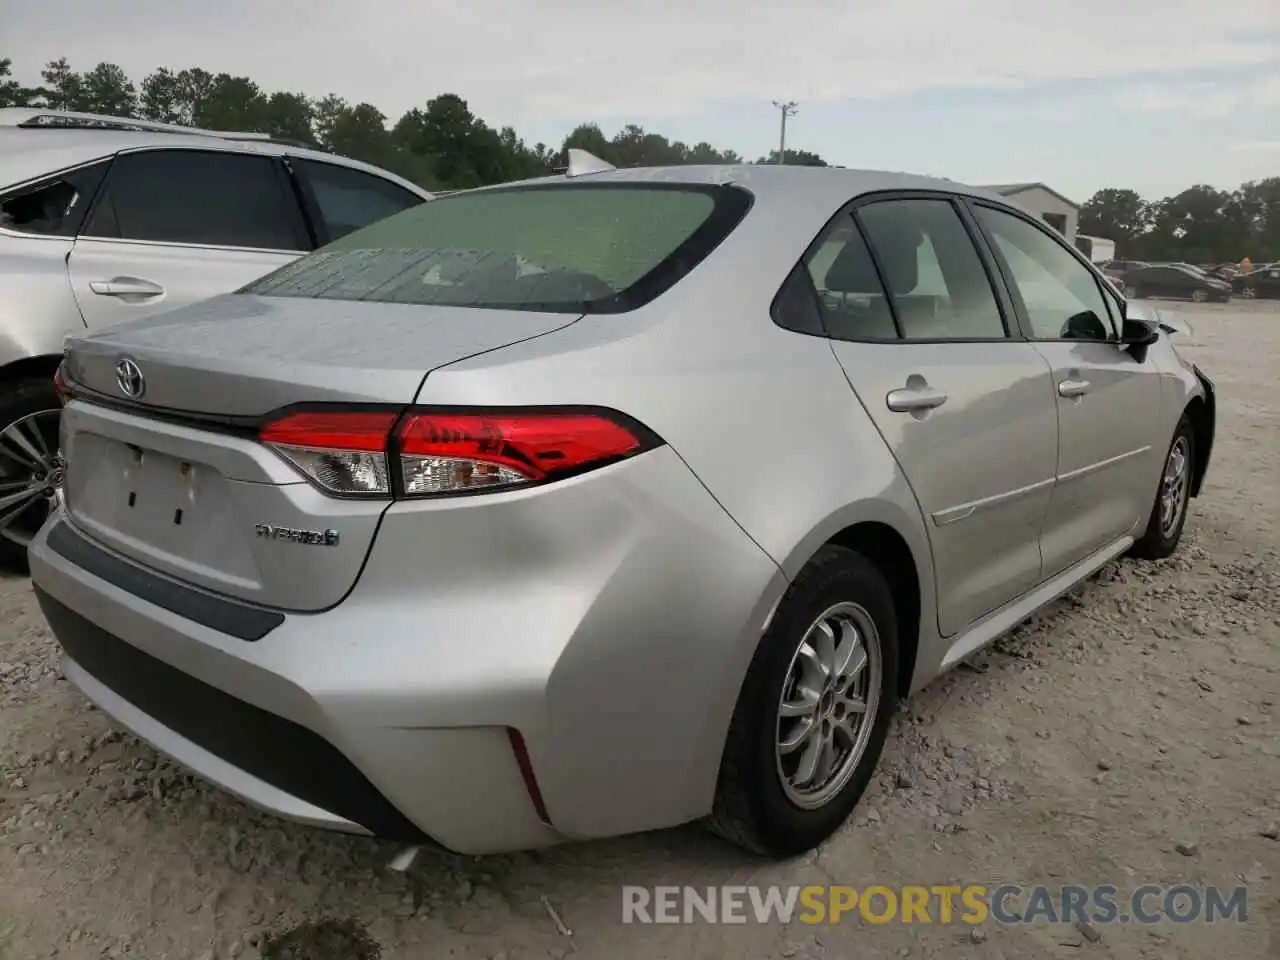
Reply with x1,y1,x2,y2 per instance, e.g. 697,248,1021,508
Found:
771,100,798,164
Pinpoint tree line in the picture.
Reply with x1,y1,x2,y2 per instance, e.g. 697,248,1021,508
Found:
0,55,827,192
3,56,1276,262
1080,182,1280,264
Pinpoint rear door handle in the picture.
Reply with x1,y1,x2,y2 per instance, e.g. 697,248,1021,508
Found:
886,385,949,413
89,277,165,299
1058,378,1091,398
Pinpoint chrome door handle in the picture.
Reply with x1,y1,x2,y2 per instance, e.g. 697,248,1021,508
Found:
89,277,165,299
1058,378,1091,398
886,385,949,412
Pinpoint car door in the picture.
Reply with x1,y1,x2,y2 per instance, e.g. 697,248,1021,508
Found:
289,157,427,243
811,194,1059,637
67,148,310,331
970,202,1161,578
1159,267,1193,299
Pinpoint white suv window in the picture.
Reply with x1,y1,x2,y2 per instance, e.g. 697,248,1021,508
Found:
294,159,425,242
81,149,308,251
0,161,110,237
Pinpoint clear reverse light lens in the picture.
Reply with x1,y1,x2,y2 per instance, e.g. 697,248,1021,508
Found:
401,454,530,495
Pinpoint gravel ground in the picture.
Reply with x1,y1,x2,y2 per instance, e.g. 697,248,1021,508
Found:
1,300,1278,960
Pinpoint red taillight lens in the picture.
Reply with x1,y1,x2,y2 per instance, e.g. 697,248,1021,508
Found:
258,406,657,498
259,409,399,497
397,411,648,495
53,361,72,405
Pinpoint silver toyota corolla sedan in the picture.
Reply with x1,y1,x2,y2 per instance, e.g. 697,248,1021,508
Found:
30,160,1215,858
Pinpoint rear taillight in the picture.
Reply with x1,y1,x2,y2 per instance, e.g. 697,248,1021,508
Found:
53,361,72,405
258,406,660,498
259,409,399,497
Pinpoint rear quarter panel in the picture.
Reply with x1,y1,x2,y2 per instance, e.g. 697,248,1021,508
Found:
414,189,941,700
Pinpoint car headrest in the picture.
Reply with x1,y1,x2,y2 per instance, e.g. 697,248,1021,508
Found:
825,226,920,295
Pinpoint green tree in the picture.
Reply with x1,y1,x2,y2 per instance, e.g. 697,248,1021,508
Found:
192,74,268,131
77,63,136,117
755,149,828,166
1139,186,1233,264
0,58,32,107
38,57,83,110
260,91,316,145
1079,188,1150,254
138,68,186,124
4,51,1272,253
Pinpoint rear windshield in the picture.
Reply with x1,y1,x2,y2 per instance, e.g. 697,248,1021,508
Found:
243,182,752,314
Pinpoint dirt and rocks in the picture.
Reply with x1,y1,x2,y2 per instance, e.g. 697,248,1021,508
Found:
1,300,1278,960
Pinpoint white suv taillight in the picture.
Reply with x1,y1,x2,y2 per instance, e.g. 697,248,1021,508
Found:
258,406,661,499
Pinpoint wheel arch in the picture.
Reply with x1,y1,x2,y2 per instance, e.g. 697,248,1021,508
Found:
0,353,64,384
773,500,934,702
825,521,923,701
1184,375,1215,498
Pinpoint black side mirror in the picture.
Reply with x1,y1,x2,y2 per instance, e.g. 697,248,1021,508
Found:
1120,317,1159,361
1061,310,1110,340
1121,317,1159,345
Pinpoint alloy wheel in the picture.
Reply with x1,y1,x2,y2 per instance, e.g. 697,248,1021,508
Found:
0,410,64,548
775,601,882,810
1159,435,1191,540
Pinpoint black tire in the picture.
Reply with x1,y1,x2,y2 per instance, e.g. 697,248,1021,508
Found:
707,544,899,857
0,376,64,571
1128,284,1144,300
1130,414,1195,561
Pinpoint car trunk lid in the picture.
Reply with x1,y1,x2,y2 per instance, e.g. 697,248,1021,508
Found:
60,294,580,611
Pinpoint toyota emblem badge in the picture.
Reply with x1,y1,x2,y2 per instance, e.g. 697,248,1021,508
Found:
115,357,145,399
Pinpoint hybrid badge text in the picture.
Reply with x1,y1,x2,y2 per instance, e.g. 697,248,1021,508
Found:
254,523,340,546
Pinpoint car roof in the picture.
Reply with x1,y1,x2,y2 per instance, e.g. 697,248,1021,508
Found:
471,162,1024,211
0,111,431,199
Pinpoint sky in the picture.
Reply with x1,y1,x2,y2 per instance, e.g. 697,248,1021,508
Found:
3,0,1278,204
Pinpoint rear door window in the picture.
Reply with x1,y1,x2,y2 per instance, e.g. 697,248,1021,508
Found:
798,214,898,340
293,159,425,242
81,149,308,251
855,198,1008,340
244,183,753,314
0,160,111,237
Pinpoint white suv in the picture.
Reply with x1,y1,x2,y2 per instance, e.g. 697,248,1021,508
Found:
0,109,433,563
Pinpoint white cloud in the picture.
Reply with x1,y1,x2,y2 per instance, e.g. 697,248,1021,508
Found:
1116,72,1280,118
2,0,1277,125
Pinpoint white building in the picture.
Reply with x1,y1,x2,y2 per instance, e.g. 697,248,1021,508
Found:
979,183,1081,246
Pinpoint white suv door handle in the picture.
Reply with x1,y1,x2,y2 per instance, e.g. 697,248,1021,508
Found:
886,385,949,412
1058,378,1091,398
89,277,165,299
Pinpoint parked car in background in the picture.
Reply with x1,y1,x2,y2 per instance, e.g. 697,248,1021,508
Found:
32,159,1215,858
1232,266,1280,299
1097,263,1127,294
1096,259,1151,280
1124,263,1232,302
0,108,433,563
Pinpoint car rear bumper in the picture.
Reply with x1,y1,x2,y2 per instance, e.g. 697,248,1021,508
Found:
30,445,786,853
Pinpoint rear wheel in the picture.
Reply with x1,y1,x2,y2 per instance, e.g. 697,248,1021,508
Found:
1241,285,1256,299
0,378,64,570
1128,283,1144,299
1191,289,1208,303
707,545,898,857
1130,414,1194,561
